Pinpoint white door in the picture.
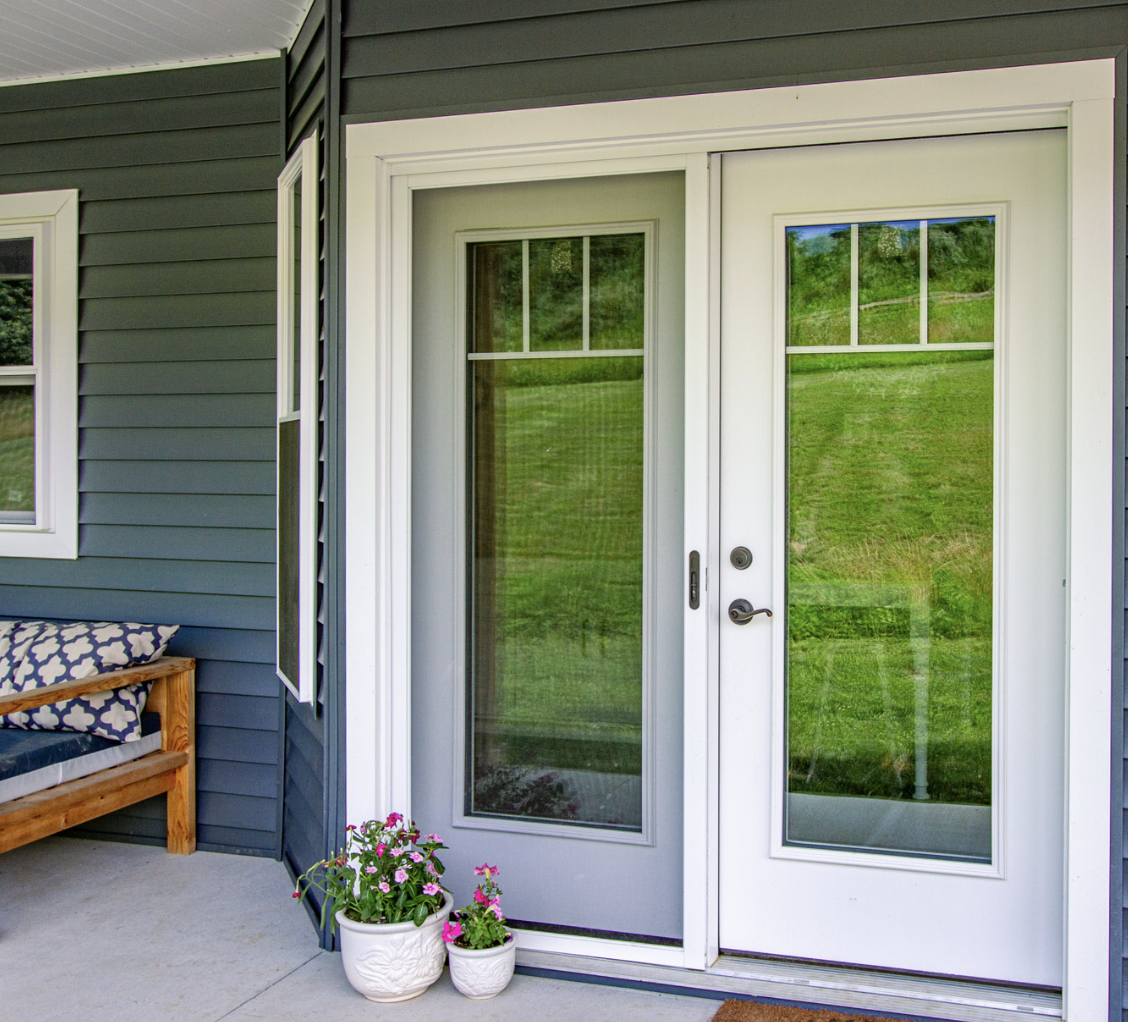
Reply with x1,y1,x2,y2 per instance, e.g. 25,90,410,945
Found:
718,131,1067,984
410,172,687,938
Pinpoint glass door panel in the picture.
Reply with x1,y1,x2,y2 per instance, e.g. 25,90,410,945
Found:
784,213,998,862
466,229,649,833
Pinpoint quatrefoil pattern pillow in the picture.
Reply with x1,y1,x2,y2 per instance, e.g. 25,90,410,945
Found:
0,621,179,742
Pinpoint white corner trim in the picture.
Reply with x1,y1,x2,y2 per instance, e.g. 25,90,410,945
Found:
0,188,78,560
1062,94,1115,1022
344,59,1115,1013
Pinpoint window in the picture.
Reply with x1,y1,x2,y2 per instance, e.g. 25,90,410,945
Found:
276,135,318,703
0,190,78,559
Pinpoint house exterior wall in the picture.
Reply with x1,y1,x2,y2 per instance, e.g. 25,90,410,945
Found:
0,58,285,855
328,1,1127,1014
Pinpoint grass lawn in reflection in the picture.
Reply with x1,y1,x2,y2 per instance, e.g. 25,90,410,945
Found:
787,350,993,806
474,358,643,788
0,386,34,516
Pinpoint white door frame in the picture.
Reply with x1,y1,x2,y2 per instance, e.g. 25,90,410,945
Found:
345,59,1114,1017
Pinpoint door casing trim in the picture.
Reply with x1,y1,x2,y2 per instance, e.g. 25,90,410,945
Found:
344,59,1114,1018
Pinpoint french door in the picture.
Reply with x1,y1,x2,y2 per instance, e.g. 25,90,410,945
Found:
717,131,1067,983
410,172,687,939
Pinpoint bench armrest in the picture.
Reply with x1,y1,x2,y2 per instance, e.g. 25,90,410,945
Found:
0,656,196,716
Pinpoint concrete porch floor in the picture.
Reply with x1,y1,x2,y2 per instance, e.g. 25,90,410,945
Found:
0,836,720,1022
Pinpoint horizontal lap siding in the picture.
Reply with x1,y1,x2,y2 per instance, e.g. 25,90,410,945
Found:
282,0,332,940
0,58,283,857
338,1,1127,1015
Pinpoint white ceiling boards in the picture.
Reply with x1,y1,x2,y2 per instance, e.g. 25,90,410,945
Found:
0,0,312,85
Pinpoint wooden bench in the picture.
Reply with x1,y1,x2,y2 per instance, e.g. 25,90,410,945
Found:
0,656,196,855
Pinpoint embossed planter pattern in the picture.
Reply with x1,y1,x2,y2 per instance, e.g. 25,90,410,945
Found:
335,894,453,1002
446,933,517,999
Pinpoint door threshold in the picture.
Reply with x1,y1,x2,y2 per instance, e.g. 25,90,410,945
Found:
515,948,1062,1022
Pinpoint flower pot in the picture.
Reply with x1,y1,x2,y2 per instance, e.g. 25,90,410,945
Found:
446,933,517,999
334,894,453,1002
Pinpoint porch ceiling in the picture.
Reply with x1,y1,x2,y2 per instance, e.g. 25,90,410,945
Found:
0,0,312,86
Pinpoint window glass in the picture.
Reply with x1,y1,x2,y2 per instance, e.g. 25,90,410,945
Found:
0,237,33,367
0,384,34,523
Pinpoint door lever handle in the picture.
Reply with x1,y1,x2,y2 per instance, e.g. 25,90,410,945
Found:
728,598,772,625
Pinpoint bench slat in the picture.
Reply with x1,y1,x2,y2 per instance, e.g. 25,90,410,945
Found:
0,750,187,854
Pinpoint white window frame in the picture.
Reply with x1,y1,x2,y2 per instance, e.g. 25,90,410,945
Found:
345,60,1114,1018
276,133,319,703
0,189,78,560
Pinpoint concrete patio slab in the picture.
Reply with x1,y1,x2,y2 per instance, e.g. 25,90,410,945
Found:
0,836,718,1022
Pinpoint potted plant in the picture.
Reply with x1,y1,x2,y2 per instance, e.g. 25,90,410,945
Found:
293,813,452,1002
442,862,516,999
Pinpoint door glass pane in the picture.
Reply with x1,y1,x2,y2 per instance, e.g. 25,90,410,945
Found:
784,349,993,861
589,233,645,350
928,217,995,343
0,384,34,523
469,356,644,830
786,224,851,347
858,221,921,345
470,242,524,354
529,237,583,352
0,237,33,367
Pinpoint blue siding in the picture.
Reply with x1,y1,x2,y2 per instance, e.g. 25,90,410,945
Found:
0,58,283,856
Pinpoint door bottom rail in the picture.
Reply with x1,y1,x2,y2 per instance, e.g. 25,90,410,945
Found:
514,948,1062,1022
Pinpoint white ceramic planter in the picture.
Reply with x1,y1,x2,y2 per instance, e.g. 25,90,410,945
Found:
446,933,517,999
335,894,453,1002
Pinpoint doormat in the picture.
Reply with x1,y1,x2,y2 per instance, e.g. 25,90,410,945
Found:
710,999,908,1022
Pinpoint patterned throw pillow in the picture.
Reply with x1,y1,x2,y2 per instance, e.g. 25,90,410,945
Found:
0,621,179,742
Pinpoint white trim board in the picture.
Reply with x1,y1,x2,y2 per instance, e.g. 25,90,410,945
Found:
344,59,1114,1020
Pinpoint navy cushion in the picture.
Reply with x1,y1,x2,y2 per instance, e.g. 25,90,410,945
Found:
0,712,160,781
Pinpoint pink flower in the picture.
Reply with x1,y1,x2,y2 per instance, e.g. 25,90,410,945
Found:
395,868,409,883
426,861,439,877
442,920,462,943
375,843,386,857
364,865,378,874
423,882,441,896
489,903,504,920
291,891,300,899
422,833,442,843
473,888,488,905
345,824,356,832
409,852,424,863
390,847,407,858
378,881,390,894
385,811,403,827
474,863,497,878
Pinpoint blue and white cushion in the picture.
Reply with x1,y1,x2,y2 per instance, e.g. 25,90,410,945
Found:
0,621,179,742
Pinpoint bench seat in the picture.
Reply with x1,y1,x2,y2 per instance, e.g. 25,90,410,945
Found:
0,656,195,855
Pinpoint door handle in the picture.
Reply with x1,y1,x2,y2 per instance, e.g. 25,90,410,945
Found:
728,598,772,625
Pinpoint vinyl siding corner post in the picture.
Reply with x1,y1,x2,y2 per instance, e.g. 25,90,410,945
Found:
343,140,385,827
1063,87,1116,1022
1109,49,1127,1022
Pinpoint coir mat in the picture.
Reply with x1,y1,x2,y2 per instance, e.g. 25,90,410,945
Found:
710,999,912,1022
